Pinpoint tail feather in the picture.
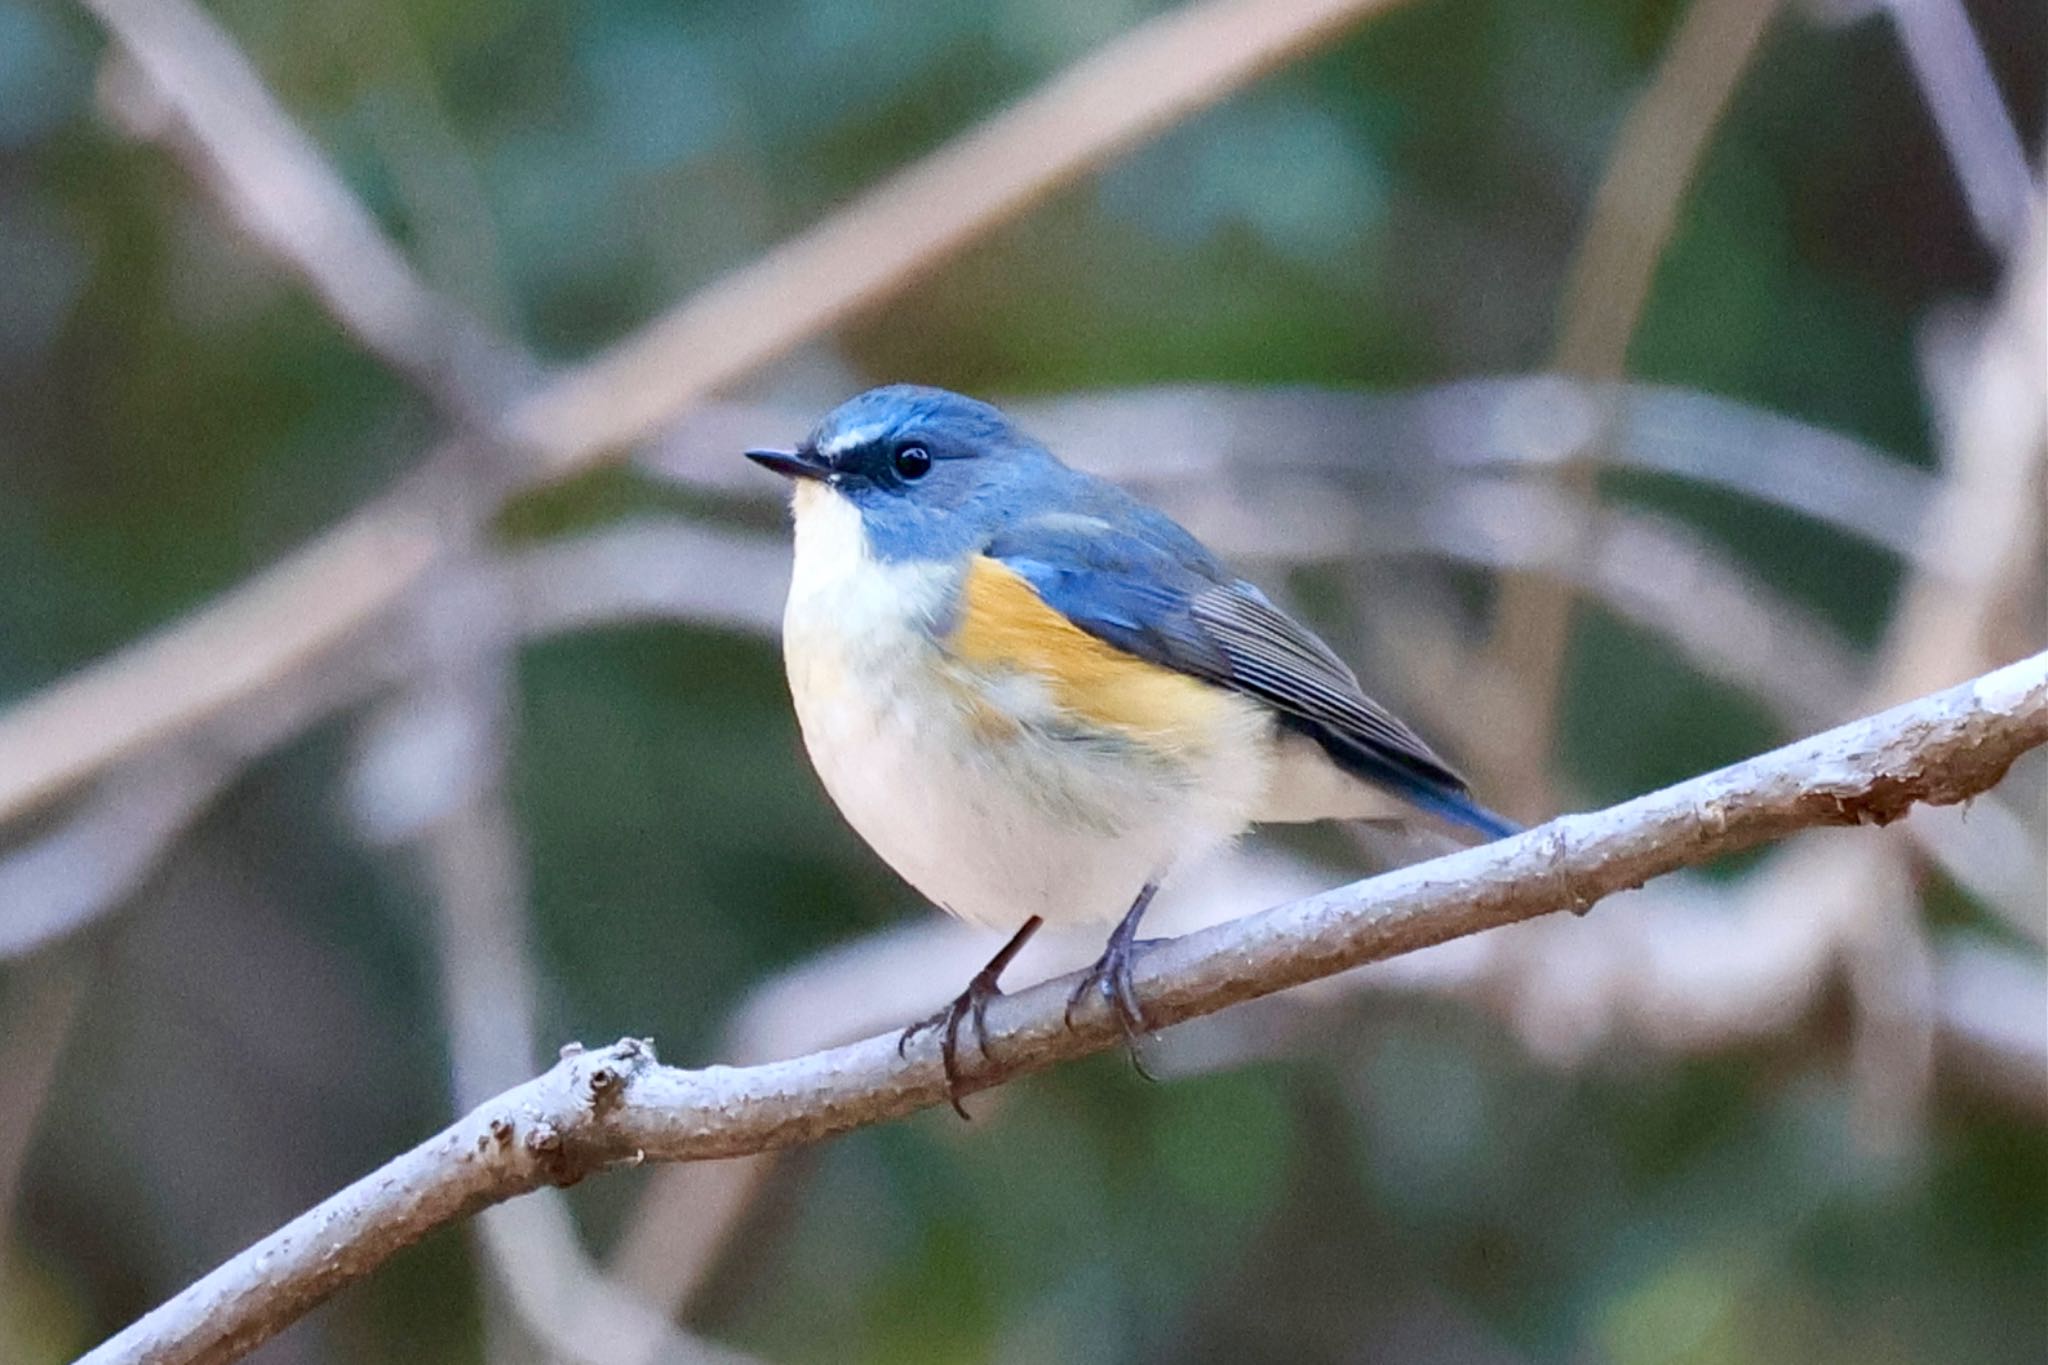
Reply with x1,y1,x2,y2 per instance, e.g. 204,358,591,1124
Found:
1307,726,1521,841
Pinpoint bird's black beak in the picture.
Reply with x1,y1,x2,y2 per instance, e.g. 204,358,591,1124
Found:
745,447,832,482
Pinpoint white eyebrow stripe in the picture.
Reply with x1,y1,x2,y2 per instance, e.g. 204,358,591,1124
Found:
819,422,887,457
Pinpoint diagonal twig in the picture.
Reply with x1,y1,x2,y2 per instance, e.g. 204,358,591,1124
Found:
1881,0,2036,256
83,0,521,422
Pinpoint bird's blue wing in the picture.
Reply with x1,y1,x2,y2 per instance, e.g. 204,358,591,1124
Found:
986,507,1518,840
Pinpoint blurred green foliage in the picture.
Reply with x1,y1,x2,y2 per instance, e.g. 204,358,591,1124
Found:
1,0,2042,1361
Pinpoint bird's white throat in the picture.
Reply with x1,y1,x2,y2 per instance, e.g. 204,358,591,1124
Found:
785,482,953,645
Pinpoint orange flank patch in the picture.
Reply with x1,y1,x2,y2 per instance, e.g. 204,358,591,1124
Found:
949,557,1235,748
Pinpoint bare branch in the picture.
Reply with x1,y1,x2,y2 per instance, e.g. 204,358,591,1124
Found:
83,0,520,420
0,487,439,823
1881,0,2037,256
76,652,2048,1365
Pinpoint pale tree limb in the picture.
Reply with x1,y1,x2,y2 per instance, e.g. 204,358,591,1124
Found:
1,0,1410,825
509,768,2048,1326
6,422,2027,1321
19,0,2031,1350
13,491,2027,1338
76,652,2048,1365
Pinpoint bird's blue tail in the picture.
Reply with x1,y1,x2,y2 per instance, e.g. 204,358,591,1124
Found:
1312,729,1522,841
1393,780,1522,841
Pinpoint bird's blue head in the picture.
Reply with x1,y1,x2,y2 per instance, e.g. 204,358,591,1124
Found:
746,385,1077,563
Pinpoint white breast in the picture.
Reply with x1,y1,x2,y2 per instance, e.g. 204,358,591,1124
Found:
779,485,1275,930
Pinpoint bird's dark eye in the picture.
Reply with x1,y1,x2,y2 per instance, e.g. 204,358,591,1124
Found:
892,443,933,480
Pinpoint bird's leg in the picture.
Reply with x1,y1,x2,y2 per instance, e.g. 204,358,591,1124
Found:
900,915,1043,1118
1064,882,1161,1059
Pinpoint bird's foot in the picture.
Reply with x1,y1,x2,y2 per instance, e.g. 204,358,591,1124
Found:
899,965,1008,1119
1063,917,1161,1080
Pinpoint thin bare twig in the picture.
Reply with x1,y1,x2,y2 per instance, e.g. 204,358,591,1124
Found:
76,652,2048,1365
83,0,519,421
1881,0,2036,256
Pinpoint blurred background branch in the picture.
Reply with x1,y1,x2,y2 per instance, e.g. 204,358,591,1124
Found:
81,0,525,423
1878,0,2036,256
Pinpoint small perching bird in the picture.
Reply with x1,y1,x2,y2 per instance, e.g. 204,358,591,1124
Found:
748,386,1514,1109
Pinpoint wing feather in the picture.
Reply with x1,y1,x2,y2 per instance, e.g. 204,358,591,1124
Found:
984,507,1510,836
1186,585,1465,790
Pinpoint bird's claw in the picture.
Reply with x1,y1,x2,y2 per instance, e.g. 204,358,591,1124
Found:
1063,928,1159,1081
899,967,1007,1119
